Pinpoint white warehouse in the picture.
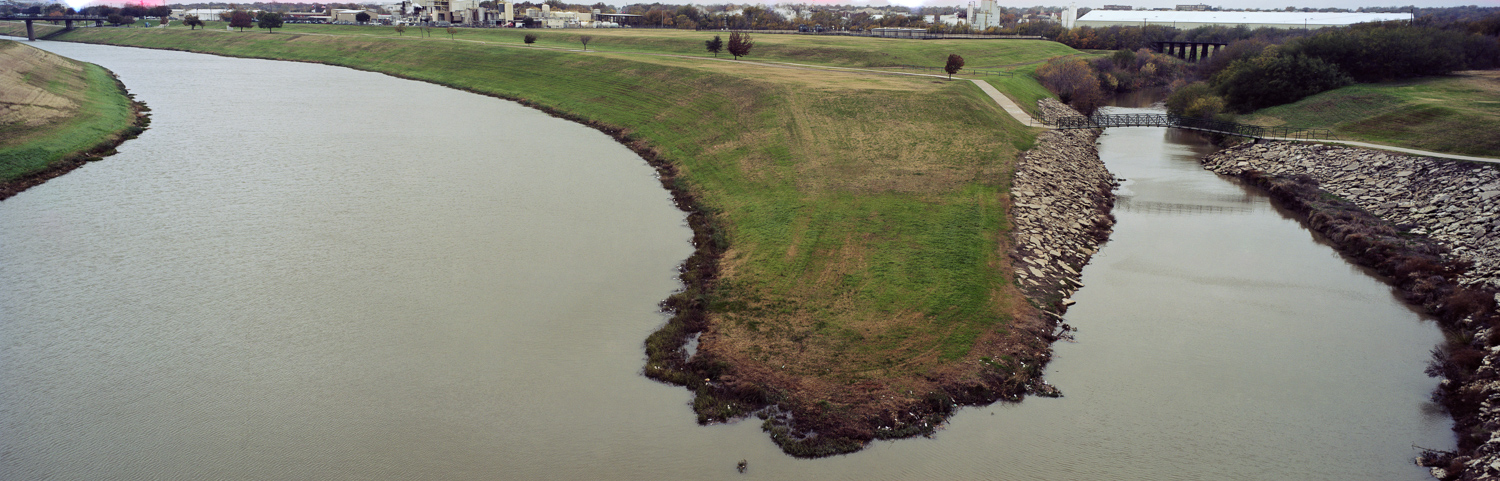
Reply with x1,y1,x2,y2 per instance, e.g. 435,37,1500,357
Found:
1074,11,1411,30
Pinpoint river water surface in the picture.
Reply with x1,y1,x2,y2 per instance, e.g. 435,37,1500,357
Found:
1,42,1453,479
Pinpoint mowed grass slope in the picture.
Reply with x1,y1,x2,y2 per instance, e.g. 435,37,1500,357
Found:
1244,71,1500,157
40,25,1062,452
0,39,136,182
185,21,1077,69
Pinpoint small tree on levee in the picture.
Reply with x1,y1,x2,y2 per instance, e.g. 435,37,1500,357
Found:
257,11,283,33
183,14,204,29
228,10,253,31
727,31,753,60
355,11,371,23
579,35,593,51
944,53,964,80
523,33,537,45
704,34,723,57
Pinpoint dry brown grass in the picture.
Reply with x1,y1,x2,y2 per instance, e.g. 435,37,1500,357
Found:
0,41,85,134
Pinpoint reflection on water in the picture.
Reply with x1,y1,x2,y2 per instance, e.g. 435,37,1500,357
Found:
0,43,1455,480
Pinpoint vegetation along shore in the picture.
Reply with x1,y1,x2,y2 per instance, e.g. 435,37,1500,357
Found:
0,21,1120,455
0,38,148,200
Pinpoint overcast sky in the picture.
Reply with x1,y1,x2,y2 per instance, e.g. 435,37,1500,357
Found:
867,0,1498,9
70,0,1499,11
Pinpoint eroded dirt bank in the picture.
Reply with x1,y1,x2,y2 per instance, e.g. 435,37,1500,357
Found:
1202,142,1500,481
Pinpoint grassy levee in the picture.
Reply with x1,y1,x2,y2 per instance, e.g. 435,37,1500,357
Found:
169,21,1077,69
40,25,1071,455
1243,71,1500,157
0,38,144,199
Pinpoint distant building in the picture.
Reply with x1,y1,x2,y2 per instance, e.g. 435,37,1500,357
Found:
1176,4,1211,11
1102,5,1133,10
1074,10,1410,30
871,27,924,38
331,9,375,22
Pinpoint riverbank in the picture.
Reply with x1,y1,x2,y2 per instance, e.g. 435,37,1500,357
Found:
19,26,1096,455
1242,71,1500,158
1202,142,1500,480
1011,99,1115,312
0,39,148,200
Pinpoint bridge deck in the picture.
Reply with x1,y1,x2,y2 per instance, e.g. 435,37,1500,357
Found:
1049,113,1333,140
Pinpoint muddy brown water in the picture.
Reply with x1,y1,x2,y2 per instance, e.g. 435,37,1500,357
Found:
1,42,1453,479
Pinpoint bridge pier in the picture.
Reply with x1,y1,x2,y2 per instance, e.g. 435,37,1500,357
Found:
95,20,103,27
25,19,34,41
65,19,73,29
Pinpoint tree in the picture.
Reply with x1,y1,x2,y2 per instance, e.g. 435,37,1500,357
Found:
446,26,457,39
229,10,253,31
394,24,406,35
147,5,172,24
258,12,283,32
705,34,723,57
355,11,371,23
944,53,964,79
579,35,593,51
524,33,537,45
727,31,753,60
183,14,204,29
1035,57,1106,115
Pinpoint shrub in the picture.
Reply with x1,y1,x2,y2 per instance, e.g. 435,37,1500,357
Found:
1035,57,1105,115
1214,53,1351,112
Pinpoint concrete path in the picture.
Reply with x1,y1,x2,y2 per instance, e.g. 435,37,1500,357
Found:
1264,137,1500,165
970,79,1039,127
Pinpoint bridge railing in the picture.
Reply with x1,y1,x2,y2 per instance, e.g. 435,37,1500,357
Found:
1044,113,1337,140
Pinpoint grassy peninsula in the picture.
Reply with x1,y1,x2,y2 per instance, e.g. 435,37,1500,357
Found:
21,23,1078,454
0,38,145,199
1242,71,1500,157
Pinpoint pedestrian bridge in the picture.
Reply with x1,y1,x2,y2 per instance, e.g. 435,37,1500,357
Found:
1049,113,1333,140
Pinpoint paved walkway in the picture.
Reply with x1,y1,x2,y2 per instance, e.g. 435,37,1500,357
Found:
1263,137,1500,164
970,79,1039,126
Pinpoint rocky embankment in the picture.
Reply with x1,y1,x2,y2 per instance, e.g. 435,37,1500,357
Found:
1011,99,1118,318
1202,142,1500,481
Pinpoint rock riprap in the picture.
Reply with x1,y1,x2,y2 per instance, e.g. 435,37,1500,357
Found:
1010,99,1117,315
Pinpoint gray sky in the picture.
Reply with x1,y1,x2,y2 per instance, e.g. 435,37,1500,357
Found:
742,0,1497,9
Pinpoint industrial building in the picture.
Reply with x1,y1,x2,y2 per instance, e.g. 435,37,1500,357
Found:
1073,10,1411,30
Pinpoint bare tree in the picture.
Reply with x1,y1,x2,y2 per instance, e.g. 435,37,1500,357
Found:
446,26,457,39
579,35,593,51
394,24,406,35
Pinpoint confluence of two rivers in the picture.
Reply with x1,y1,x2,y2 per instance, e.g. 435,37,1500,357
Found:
0,42,1453,479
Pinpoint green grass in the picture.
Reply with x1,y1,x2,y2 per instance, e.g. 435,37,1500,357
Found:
1243,72,1500,157
0,40,136,182
29,24,1067,450
172,21,1079,68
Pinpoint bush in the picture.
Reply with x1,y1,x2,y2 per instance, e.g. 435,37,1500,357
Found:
1214,53,1351,112
1035,57,1105,115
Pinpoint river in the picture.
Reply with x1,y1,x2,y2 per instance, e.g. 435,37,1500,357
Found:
0,42,1453,479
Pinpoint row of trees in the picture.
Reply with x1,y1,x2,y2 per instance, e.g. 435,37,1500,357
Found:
703,32,753,59
1168,20,1500,115
1035,49,1189,115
